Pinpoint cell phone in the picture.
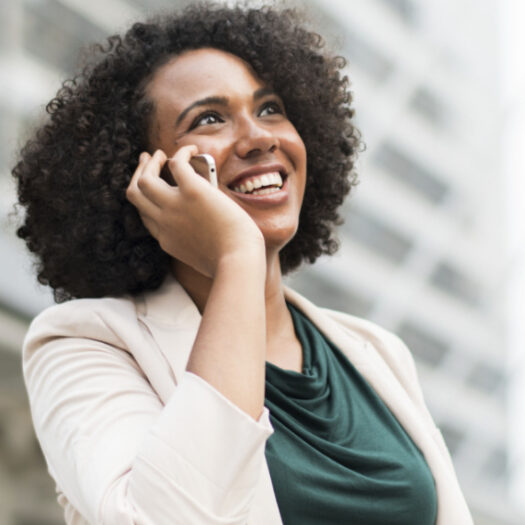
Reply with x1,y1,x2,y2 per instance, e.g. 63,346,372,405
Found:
160,153,218,188
189,154,218,188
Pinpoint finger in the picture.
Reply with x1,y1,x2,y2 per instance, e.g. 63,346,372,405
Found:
127,153,164,216
167,145,202,189
137,150,178,207
127,151,151,200
128,185,162,219
138,212,160,239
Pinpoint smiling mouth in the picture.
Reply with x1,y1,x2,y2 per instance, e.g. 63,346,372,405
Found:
229,171,286,195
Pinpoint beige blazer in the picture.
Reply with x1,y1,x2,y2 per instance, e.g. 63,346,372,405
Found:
23,276,473,524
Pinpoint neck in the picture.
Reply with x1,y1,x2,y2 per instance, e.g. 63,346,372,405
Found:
171,248,291,345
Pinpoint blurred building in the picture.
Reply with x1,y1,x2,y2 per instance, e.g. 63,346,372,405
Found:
501,0,525,514
0,0,521,524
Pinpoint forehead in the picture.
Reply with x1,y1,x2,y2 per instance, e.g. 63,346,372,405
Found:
146,48,266,108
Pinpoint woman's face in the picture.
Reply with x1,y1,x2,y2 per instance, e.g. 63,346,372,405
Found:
145,47,307,254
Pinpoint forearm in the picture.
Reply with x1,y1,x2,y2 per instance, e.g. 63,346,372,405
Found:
185,248,267,420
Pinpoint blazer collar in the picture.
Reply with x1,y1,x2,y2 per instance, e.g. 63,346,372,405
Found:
136,276,201,390
138,274,201,328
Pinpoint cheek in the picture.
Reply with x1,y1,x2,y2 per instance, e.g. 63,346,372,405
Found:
281,128,306,167
281,135,307,198
170,136,232,168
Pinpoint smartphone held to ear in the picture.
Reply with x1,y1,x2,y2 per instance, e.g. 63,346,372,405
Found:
161,153,218,188
189,154,218,187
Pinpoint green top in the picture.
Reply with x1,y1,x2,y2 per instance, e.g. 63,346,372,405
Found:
264,303,437,525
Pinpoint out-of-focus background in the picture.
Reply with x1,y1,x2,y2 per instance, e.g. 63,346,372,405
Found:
0,0,523,523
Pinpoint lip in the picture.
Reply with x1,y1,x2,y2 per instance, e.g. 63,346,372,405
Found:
227,163,288,188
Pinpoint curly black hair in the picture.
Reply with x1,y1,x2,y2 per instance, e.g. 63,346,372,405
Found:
13,2,360,302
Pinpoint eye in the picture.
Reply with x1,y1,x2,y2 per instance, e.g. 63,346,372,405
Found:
189,111,224,130
259,101,285,117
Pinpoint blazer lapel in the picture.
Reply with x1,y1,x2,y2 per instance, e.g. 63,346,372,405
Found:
137,276,201,396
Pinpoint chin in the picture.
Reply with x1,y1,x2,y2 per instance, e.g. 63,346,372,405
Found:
260,224,299,254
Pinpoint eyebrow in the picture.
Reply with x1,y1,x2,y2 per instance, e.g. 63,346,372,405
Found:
175,87,278,127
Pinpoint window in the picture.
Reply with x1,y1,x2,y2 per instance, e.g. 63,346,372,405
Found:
466,362,504,394
397,320,449,366
0,108,12,174
438,422,464,457
344,208,412,264
0,340,24,389
288,271,374,318
483,447,507,481
1,110,37,182
376,0,417,25
23,0,106,72
125,0,178,10
430,261,481,307
373,142,449,204
344,31,394,82
409,86,451,129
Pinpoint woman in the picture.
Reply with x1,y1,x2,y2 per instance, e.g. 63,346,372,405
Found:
14,3,473,524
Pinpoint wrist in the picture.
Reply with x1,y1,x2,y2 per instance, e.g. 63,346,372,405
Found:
215,244,266,279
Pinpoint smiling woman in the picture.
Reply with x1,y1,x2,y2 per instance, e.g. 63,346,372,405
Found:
13,3,472,525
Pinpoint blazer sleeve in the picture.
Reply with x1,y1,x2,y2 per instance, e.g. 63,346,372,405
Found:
23,301,274,525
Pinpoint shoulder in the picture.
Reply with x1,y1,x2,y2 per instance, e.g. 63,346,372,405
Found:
23,294,141,358
321,308,414,367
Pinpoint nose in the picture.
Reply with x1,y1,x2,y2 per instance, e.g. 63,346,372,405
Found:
234,117,280,158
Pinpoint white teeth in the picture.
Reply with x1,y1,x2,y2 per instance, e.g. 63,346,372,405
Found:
270,173,283,186
251,187,280,195
232,171,284,194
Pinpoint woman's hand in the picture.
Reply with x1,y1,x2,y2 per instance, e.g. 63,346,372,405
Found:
126,146,265,277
